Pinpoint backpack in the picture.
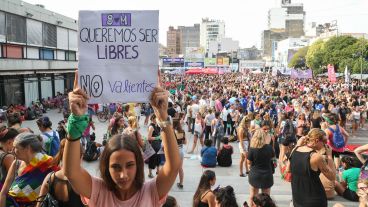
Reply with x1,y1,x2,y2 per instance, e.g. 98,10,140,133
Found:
215,121,225,139
282,120,296,142
83,141,99,161
43,131,60,157
328,125,345,149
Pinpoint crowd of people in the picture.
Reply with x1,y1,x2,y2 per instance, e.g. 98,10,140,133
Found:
0,71,366,206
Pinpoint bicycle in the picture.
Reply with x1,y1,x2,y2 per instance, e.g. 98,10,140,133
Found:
96,105,110,122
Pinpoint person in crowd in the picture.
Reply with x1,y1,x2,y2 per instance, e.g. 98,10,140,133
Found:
57,120,67,141
310,110,323,129
173,118,187,189
201,139,217,168
296,113,309,139
36,139,84,207
278,112,296,168
36,116,61,157
162,195,179,207
7,113,32,133
354,144,368,207
214,185,238,207
134,103,141,122
247,129,275,206
217,137,233,167
252,193,277,207
0,128,18,187
289,128,336,207
338,102,349,129
221,106,230,136
204,109,215,141
319,146,336,200
123,116,144,148
351,106,361,137
147,114,163,178
193,170,216,207
189,113,205,154
334,156,360,202
63,83,180,207
110,116,127,137
323,113,349,169
0,133,58,207
250,112,261,134
238,116,251,177
143,103,154,126
212,113,224,150
167,102,177,118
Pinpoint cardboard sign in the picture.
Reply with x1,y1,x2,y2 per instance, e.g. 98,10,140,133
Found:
78,10,159,103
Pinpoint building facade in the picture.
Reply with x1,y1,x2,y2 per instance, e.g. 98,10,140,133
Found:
166,26,181,57
178,24,200,56
274,37,310,67
0,0,78,107
200,18,225,57
282,3,305,37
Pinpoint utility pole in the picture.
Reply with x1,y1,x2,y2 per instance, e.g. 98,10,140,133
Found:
361,39,364,84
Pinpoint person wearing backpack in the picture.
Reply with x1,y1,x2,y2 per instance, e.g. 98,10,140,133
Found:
212,112,225,150
323,113,349,169
278,112,296,168
83,133,102,162
37,116,61,157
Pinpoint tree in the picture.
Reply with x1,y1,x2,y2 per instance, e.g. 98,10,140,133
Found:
306,40,325,74
288,46,309,69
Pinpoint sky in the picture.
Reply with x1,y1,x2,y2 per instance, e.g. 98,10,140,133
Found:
25,0,368,48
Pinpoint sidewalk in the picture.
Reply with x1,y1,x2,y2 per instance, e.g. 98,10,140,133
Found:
22,110,365,207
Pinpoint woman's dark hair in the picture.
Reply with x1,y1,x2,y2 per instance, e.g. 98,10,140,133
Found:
193,170,216,207
221,137,229,144
173,118,184,133
7,113,22,127
341,156,355,170
150,114,157,121
99,134,144,193
36,116,52,128
252,193,276,207
215,185,238,207
260,120,272,128
204,139,212,147
215,112,221,118
0,128,19,143
163,195,178,207
111,116,124,136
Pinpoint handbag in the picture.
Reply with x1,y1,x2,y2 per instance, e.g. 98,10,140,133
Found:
143,140,156,161
37,172,59,207
281,165,292,182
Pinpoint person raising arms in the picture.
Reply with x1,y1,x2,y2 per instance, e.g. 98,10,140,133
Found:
62,72,181,207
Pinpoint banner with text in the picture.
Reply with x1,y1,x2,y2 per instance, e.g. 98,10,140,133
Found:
290,69,313,79
327,64,336,83
78,10,159,103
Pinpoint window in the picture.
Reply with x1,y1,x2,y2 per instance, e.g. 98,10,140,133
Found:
65,51,76,61
42,23,57,47
25,47,40,59
56,50,65,60
3,44,23,58
6,13,26,43
57,27,68,50
40,48,54,60
27,19,42,46
0,12,5,42
68,30,77,51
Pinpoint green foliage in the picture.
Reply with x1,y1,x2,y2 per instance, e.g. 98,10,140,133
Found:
288,46,308,68
304,36,368,74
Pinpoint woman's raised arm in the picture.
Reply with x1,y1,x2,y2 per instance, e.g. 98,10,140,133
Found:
150,87,180,199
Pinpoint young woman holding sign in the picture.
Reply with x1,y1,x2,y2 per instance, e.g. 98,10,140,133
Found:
63,72,180,207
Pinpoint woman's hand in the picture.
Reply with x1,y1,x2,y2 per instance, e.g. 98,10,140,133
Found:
149,87,169,122
69,71,88,116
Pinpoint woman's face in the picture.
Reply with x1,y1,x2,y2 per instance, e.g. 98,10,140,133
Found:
118,118,125,127
109,149,137,192
13,144,28,161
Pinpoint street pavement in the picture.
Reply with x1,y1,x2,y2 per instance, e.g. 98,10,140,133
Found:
22,109,367,207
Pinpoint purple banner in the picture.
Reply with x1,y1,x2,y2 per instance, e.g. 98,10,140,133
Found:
101,13,131,26
291,69,313,79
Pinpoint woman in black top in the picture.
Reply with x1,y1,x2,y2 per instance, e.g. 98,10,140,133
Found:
37,139,84,207
310,110,322,129
289,128,335,207
247,129,275,207
0,128,17,185
193,170,216,207
173,118,187,189
147,114,162,178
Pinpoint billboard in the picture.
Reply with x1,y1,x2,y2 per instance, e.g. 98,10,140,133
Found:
185,47,205,59
204,58,217,66
162,58,184,64
184,62,204,67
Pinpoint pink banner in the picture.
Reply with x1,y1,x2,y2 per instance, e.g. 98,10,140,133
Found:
327,64,336,83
